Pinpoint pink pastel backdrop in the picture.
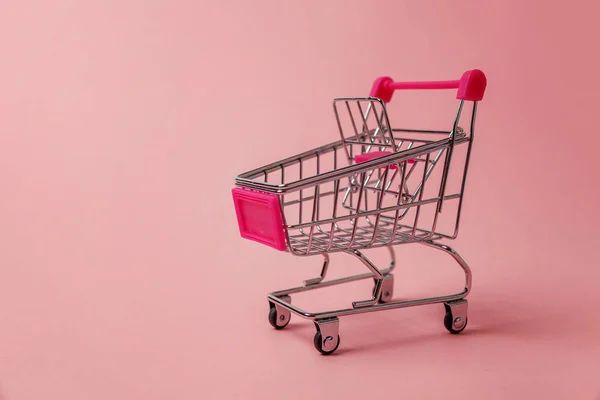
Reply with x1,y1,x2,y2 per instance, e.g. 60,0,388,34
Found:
1,1,599,399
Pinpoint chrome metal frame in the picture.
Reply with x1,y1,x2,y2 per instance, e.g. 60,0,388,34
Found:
268,242,471,319
235,94,480,354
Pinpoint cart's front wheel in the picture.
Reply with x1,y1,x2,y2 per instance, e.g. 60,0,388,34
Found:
313,331,340,355
313,317,340,355
268,296,291,330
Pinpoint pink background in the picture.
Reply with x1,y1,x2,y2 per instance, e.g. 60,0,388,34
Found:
1,1,599,399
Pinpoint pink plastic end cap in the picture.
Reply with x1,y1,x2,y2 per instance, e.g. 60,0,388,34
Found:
457,69,487,101
232,187,287,251
369,76,394,103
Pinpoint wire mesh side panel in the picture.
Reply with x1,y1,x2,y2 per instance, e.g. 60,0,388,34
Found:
333,97,465,213
281,134,473,256
333,98,396,161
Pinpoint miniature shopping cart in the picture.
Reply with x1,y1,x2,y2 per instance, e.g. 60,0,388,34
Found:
232,69,487,355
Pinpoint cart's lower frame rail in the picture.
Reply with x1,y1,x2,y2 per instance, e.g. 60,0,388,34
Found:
266,240,472,355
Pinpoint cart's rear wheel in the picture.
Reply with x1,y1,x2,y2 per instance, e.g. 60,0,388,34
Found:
443,299,468,334
444,312,467,333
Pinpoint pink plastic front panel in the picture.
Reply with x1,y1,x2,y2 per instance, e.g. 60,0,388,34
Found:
231,187,287,251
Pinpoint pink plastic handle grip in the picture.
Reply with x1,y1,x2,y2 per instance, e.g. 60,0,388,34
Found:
387,80,460,90
370,69,486,103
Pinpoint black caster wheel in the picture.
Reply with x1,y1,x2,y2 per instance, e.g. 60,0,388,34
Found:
313,331,340,355
443,311,468,334
268,299,291,330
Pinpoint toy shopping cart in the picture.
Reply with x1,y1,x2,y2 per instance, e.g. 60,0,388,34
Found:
232,69,487,355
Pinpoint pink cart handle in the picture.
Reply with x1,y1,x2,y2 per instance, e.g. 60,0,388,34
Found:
370,69,486,103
